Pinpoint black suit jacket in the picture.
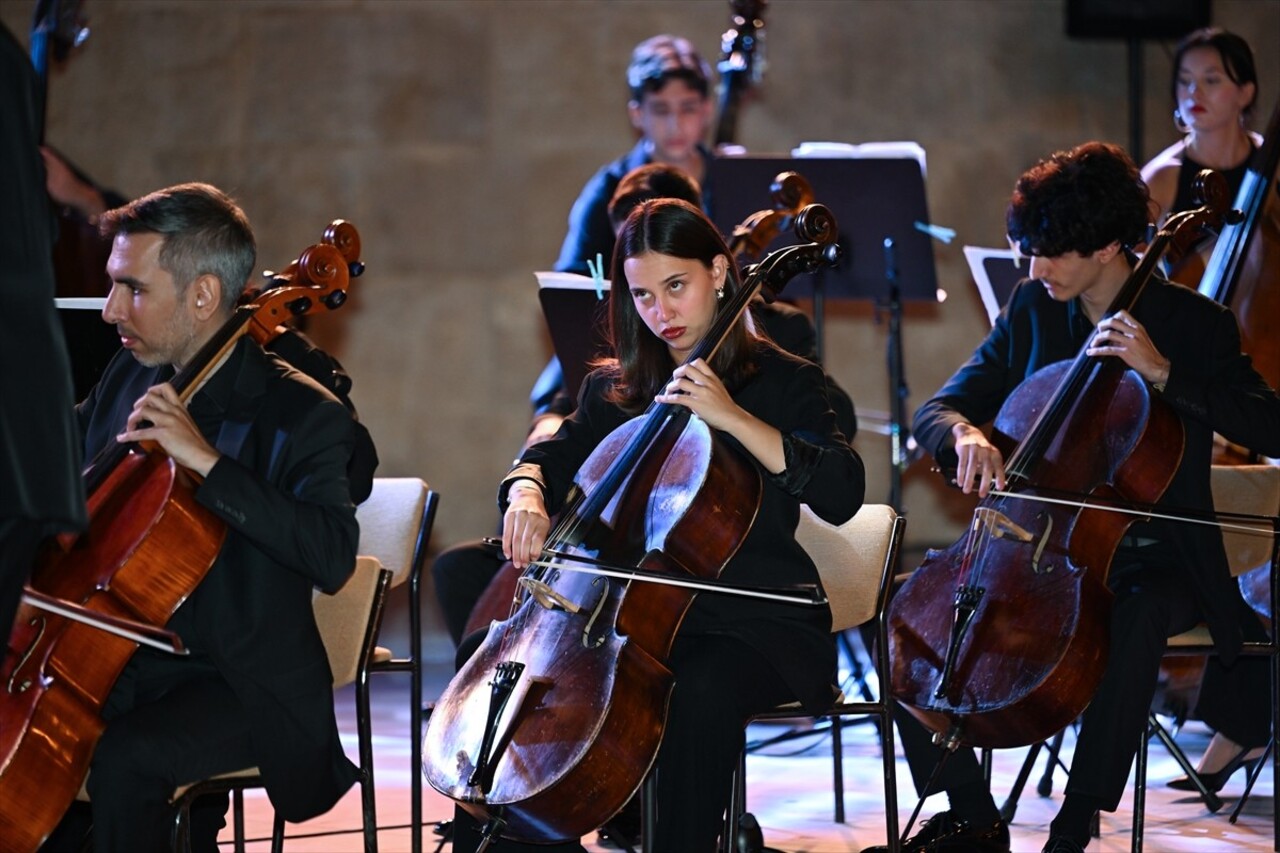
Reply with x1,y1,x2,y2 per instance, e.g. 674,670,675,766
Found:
913,275,1280,662
77,337,360,820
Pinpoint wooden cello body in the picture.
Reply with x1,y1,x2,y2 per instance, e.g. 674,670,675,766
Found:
0,455,224,850
424,207,839,842
888,363,1184,748
887,181,1228,749
0,226,360,851
427,415,761,840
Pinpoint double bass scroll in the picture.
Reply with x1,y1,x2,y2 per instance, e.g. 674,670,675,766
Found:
713,0,768,150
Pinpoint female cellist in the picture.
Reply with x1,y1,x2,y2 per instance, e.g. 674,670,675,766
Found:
446,198,864,852
1141,26,1275,797
879,142,1280,853
1142,28,1260,259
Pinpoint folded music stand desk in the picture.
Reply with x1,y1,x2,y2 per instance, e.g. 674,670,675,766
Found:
534,272,612,402
962,246,1026,328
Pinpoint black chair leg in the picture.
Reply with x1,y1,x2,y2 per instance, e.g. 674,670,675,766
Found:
271,811,285,853
1000,740,1044,822
641,770,658,853
831,713,846,823
1037,729,1067,797
233,789,247,853
1230,735,1275,824
357,677,380,852
1147,711,1221,812
1132,725,1147,853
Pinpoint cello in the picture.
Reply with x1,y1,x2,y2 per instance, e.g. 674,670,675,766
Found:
886,174,1231,750
0,223,362,852
423,204,840,845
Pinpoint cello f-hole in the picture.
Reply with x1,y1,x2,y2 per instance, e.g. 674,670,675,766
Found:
582,579,610,649
1032,513,1054,574
8,615,49,694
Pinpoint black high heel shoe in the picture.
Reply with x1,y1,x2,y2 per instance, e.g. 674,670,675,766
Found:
1167,748,1263,793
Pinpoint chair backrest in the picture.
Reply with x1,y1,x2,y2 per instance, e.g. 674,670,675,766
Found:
355,477,433,588
796,503,902,631
315,556,391,686
1209,464,1280,577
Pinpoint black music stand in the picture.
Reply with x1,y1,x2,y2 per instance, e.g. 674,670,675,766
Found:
534,272,612,400
56,297,121,401
963,246,1026,328
708,154,940,511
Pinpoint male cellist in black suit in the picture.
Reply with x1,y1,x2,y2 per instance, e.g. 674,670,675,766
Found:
45,183,364,852
868,142,1280,853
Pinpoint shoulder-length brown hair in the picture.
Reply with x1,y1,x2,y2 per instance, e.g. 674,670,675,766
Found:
603,199,757,413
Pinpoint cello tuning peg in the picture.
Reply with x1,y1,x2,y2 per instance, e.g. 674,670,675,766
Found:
348,261,366,278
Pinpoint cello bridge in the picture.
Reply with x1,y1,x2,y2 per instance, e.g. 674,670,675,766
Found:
518,577,582,614
974,507,1034,543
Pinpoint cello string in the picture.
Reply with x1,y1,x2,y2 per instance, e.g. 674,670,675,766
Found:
524,554,824,605
989,488,1278,537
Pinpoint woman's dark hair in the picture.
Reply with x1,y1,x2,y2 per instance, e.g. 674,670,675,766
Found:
606,199,755,413
1006,142,1150,258
1172,28,1258,119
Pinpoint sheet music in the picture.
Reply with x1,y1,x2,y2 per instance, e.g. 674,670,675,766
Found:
791,140,927,178
55,297,108,310
534,271,609,294
962,246,1025,327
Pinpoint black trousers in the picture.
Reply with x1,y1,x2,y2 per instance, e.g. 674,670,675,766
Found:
1195,611,1272,749
431,538,504,647
894,547,1207,815
448,630,795,853
80,649,256,853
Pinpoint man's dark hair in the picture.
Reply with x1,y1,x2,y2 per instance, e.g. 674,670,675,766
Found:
99,182,256,307
626,34,712,102
607,163,702,232
1006,142,1150,258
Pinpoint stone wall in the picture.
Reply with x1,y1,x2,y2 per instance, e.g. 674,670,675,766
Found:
6,0,1277,654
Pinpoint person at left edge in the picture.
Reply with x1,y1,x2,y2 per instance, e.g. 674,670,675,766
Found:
447,198,865,851
0,22,86,638
51,183,362,852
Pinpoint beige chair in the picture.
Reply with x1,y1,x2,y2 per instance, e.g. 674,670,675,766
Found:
1131,464,1280,851
355,477,439,853
720,503,906,852
172,478,439,853
170,555,393,853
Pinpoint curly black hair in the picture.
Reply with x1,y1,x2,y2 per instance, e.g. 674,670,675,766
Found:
1006,141,1150,258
